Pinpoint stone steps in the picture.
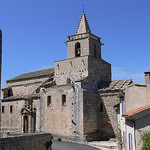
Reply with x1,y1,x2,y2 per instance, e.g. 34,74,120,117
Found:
87,140,118,150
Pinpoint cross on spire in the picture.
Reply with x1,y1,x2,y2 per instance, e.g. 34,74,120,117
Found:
83,2,84,13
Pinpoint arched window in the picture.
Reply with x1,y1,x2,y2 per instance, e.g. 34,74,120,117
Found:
62,94,66,105
75,42,81,57
94,44,97,57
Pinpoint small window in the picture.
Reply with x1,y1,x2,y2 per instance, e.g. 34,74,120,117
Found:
67,78,71,84
121,99,125,114
99,103,103,112
47,96,51,106
62,94,66,105
10,105,13,113
2,106,4,113
8,89,13,97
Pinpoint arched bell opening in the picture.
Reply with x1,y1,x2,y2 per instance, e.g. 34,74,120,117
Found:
75,42,81,57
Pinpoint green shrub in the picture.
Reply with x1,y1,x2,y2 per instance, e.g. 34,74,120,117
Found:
142,131,150,150
45,140,52,150
57,137,62,141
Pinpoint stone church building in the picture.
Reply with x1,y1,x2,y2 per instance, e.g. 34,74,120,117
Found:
1,13,132,141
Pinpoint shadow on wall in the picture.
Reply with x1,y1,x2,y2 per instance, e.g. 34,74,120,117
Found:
83,91,115,141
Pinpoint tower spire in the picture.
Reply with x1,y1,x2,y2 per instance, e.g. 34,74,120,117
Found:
76,11,91,34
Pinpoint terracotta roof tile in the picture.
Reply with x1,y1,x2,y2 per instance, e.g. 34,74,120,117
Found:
122,104,150,117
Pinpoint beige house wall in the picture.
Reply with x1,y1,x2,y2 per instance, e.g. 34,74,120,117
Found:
125,85,150,112
135,115,150,150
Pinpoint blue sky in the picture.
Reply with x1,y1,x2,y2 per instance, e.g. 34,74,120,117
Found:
0,0,150,88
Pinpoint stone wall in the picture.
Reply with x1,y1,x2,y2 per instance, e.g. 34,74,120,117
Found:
1,100,24,133
40,83,85,141
67,37,89,59
67,33,101,59
99,90,121,140
83,91,101,141
4,76,49,97
55,56,88,85
88,57,111,83
0,133,52,150
1,98,41,134
55,56,111,86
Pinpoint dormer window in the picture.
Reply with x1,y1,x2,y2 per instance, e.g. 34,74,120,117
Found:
75,42,81,57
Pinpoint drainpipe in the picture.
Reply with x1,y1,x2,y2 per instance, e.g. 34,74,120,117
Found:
134,121,136,150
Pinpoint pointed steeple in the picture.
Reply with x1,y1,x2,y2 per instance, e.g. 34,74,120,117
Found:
76,13,91,34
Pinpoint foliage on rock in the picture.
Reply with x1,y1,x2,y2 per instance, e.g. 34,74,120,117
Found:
142,131,150,150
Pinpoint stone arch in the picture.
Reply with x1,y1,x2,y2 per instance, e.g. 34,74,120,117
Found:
75,42,81,57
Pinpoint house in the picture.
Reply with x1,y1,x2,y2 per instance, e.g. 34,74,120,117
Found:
117,71,150,150
1,12,132,141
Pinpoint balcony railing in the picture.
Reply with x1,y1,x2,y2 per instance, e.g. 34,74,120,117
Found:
67,32,100,42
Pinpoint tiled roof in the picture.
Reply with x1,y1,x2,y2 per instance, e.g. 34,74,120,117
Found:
7,68,54,82
2,93,40,101
99,79,132,91
122,104,150,117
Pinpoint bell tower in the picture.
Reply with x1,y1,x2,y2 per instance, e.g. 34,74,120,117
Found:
67,12,102,59
54,12,111,86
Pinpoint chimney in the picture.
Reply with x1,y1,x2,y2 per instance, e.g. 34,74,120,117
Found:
144,71,150,86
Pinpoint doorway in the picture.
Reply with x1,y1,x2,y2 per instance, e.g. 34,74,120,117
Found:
23,116,28,133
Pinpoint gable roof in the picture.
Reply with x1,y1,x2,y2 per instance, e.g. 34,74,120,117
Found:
122,104,150,120
7,68,54,82
76,13,91,34
99,79,132,91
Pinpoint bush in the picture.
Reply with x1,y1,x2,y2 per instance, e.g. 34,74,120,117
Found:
142,131,150,150
57,137,62,141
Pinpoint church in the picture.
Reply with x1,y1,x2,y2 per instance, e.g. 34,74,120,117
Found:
1,12,132,141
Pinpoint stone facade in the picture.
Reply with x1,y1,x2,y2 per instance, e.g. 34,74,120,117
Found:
1,12,132,141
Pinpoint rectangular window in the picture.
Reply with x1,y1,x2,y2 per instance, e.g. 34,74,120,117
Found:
99,103,103,112
62,94,66,105
129,133,133,150
2,106,4,113
10,105,13,113
121,99,125,114
47,96,51,106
